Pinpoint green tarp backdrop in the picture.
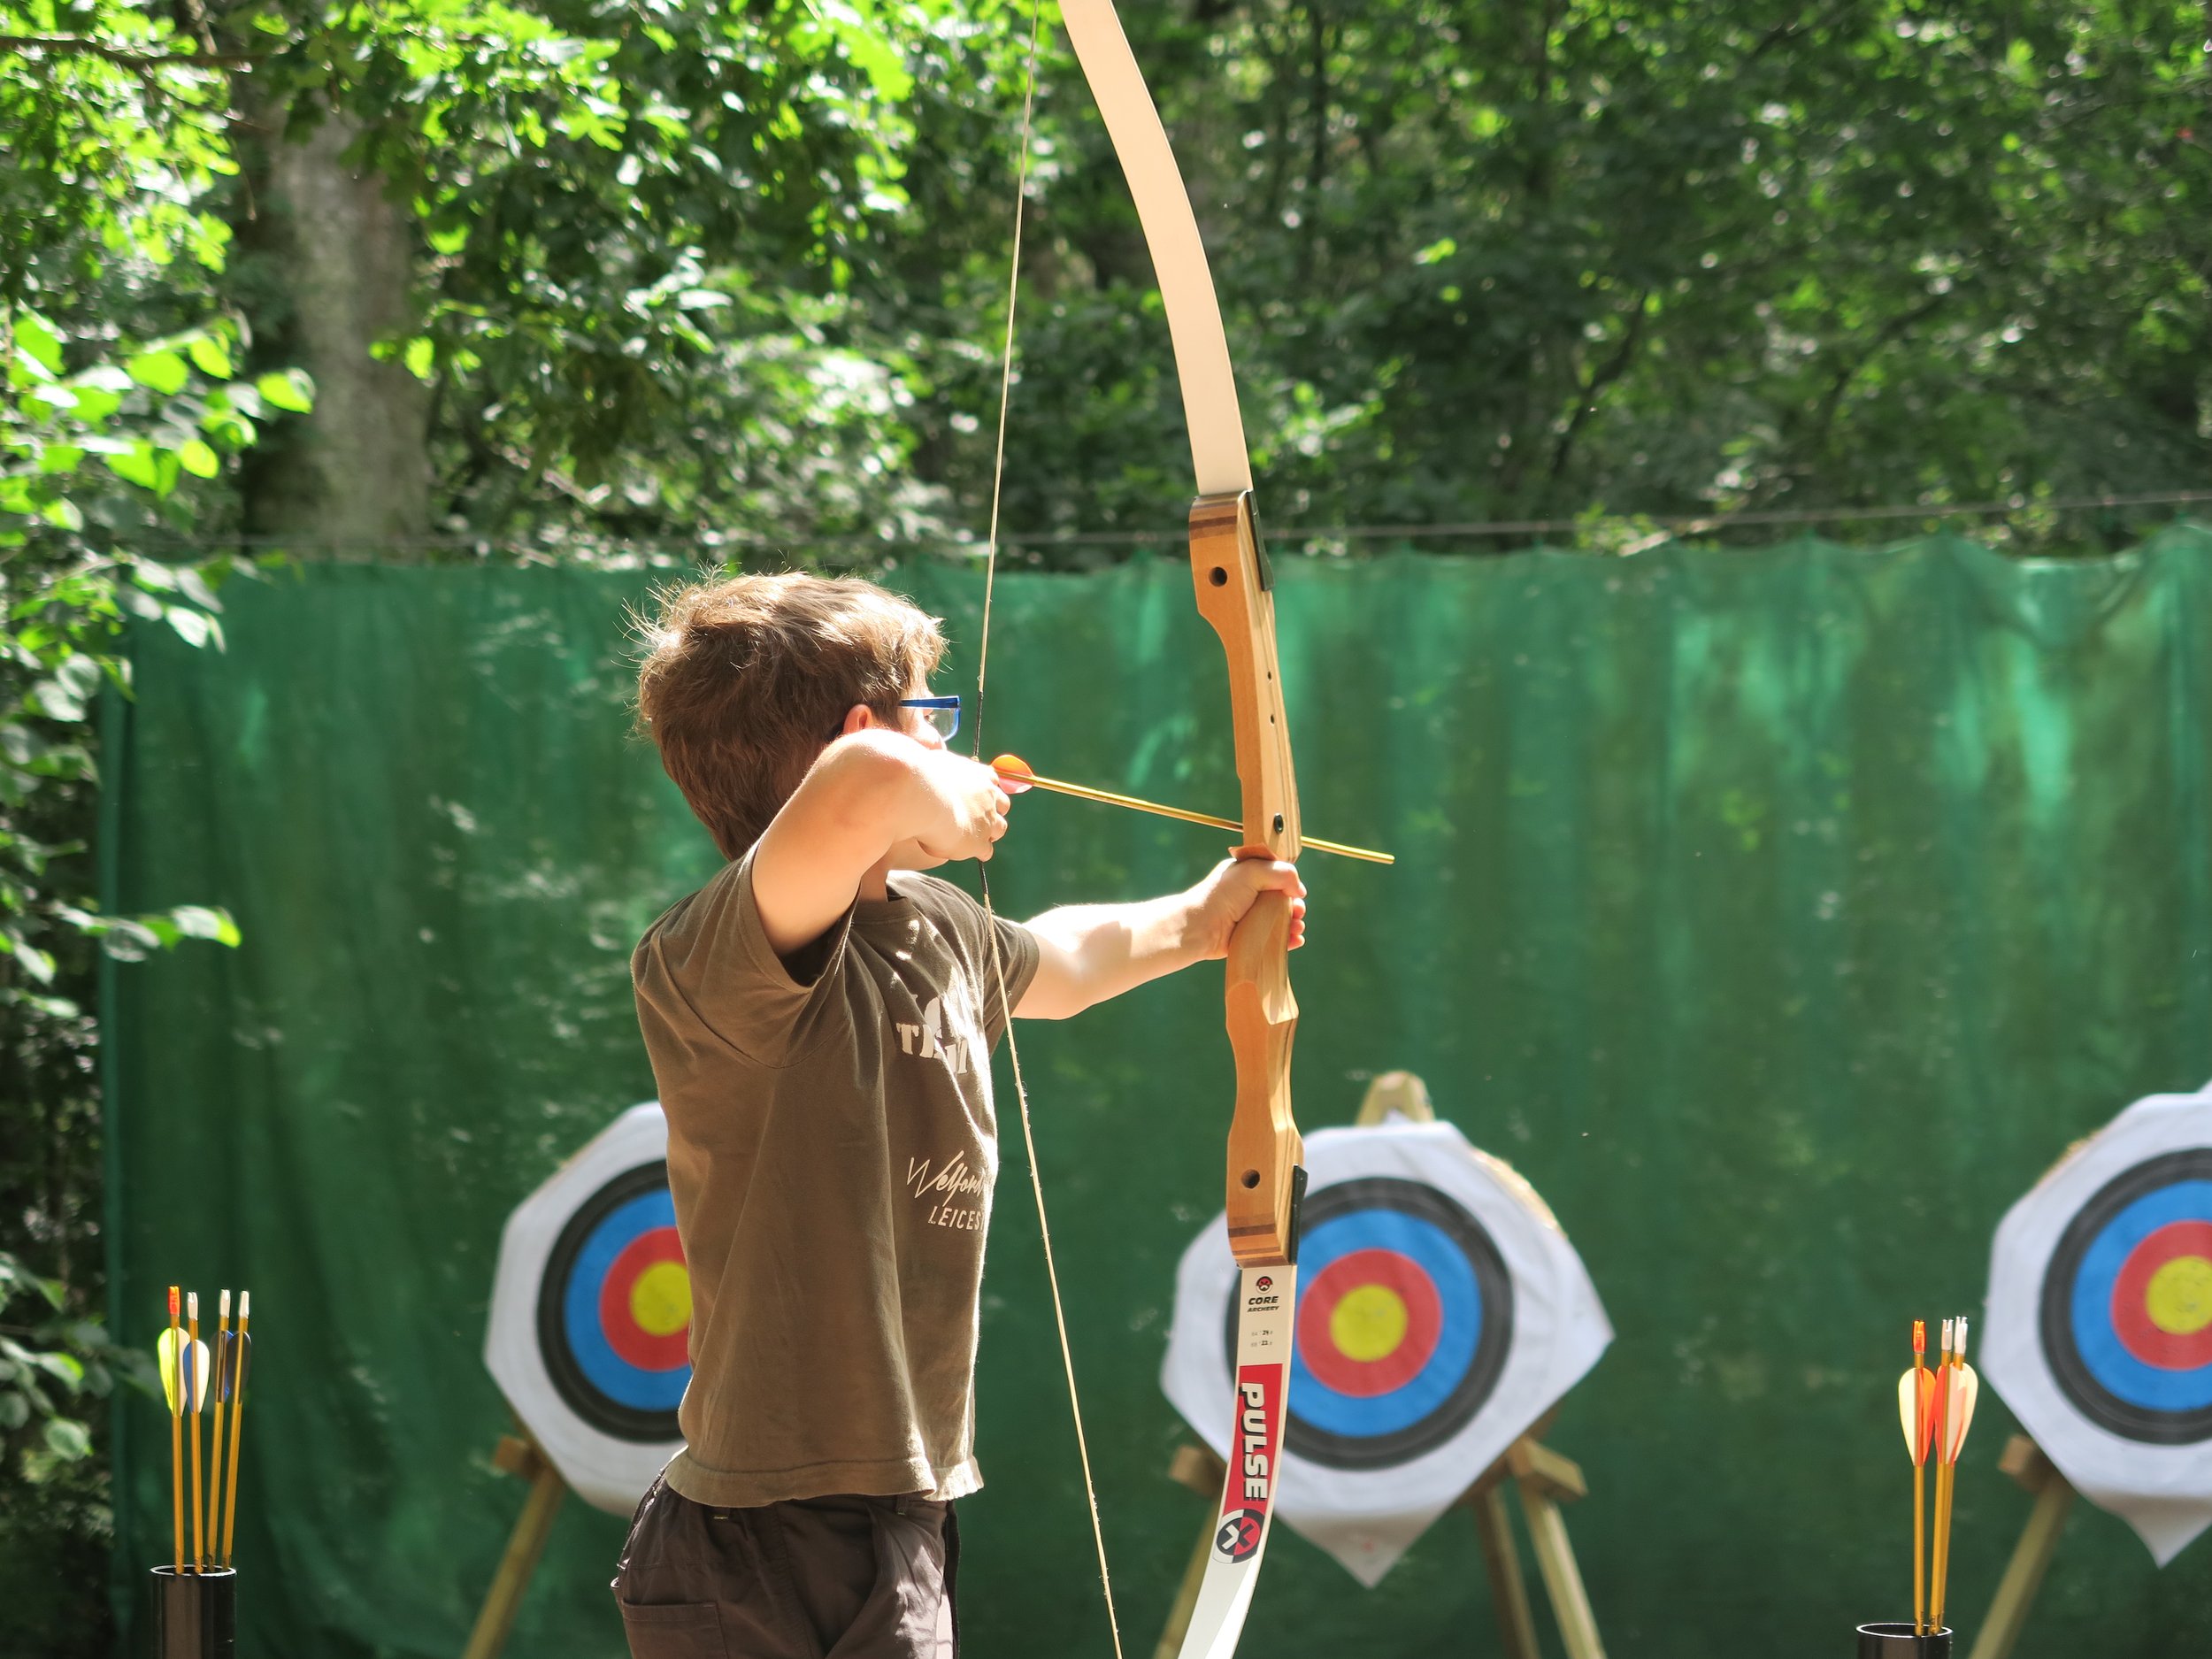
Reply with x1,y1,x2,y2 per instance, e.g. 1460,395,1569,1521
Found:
107,530,2212,1657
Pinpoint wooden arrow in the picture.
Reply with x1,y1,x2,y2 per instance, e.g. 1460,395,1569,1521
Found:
992,755,1392,864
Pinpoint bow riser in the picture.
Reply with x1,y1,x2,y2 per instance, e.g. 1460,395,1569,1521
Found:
1188,495,1301,857
1191,493,1306,1265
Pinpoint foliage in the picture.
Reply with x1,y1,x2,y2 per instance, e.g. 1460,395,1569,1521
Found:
0,0,2208,1645
979,0,2212,553
202,0,1036,554
1,8,306,1647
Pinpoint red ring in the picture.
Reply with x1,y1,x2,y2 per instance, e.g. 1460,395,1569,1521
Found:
1297,1248,1442,1396
600,1226,691,1371
2109,1219,2212,1371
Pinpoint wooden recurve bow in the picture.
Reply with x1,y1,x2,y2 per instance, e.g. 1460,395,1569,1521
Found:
1059,9,1306,1655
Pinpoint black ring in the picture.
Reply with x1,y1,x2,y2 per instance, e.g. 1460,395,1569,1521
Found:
2039,1146,2212,1446
1224,1175,1513,1470
536,1160,684,1443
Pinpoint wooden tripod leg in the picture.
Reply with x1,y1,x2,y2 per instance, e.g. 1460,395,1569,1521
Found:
1156,1443,1231,1659
463,1435,568,1659
1509,1440,1606,1659
1154,1507,1220,1659
1965,1437,2077,1659
1472,1482,1541,1659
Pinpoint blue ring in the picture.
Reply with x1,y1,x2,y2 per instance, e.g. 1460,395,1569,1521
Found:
1290,1210,1480,1438
562,1188,690,1411
2069,1179,2212,1413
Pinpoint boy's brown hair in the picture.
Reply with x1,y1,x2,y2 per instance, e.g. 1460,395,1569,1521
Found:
636,573,946,858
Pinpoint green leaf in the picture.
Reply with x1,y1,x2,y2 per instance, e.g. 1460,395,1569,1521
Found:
167,905,241,946
0,1392,27,1430
178,440,221,479
29,655,102,721
0,933,57,985
173,566,222,611
126,350,190,395
186,334,233,378
38,499,83,532
42,1417,91,1460
104,442,161,490
255,370,314,412
12,311,65,375
29,1349,83,1388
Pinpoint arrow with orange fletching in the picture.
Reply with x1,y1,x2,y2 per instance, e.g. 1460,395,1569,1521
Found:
1898,1320,1937,1632
991,755,1393,864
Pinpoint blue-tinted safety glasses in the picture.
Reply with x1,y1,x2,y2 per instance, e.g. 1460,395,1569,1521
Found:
898,695,961,740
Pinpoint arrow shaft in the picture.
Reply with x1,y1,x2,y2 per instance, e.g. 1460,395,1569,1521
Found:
1005,769,1393,864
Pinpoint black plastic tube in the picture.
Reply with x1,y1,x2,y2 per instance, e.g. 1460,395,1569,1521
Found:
1856,1622,1953,1657
150,1568,235,1658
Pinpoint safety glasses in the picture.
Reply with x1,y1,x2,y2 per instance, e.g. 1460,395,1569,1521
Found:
897,695,961,740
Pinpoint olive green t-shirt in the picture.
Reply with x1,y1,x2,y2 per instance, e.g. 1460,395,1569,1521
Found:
631,849,1039,1508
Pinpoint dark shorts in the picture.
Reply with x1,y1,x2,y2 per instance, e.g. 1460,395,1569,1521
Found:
612,1473,960,1659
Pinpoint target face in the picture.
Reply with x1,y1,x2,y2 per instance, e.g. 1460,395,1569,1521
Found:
487,1102,689,1514
2040,1148,2212,1445
1165,1119,1610,1587
536,1161,692,1441
1226,1177,1511,1469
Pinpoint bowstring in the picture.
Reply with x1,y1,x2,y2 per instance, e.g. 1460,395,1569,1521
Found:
970,5,1126,1656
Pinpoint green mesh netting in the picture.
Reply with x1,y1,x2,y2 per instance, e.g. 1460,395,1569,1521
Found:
107,529,2212,1657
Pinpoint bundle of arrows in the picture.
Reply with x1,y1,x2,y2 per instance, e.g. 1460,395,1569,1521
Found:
159,1286,253,1574
1896,1316,1979,1634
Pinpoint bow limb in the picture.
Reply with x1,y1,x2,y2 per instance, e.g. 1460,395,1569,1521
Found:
1062,8,1305,1655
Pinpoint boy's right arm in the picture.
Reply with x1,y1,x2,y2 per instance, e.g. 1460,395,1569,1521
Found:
750,731,1010,956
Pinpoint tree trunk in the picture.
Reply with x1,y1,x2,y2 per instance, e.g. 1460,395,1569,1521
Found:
239,111,430,550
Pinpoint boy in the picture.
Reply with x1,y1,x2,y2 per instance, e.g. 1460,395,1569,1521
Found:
613,572,1305,1658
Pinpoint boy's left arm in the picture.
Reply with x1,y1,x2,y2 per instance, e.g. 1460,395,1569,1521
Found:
1014,858,1307,1021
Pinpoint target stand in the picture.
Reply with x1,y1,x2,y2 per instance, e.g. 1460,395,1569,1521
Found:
462,1428,570,1659
1154,1073,1609,1659
1962,1435,2078,1659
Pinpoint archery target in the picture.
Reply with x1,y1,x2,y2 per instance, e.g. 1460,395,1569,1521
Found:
1226,1176,1513,1470
2040,1148,2212,1445
1165,1118,1609,1586
1985,1083,2212,1565
487,1102,688,1513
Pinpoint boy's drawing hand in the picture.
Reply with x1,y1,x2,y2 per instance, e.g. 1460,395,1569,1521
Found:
1186,857,1308,958
911,749,1012,864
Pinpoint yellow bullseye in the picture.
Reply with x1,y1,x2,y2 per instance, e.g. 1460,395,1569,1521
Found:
2145,1255,2212,1336
630,1261,693,1338
1330,1285,1409,1361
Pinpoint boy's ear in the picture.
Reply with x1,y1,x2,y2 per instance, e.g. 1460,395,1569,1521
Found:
840,703,879,736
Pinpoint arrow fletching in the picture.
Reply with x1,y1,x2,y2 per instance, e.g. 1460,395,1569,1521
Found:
992,753,1036,793
218,1329,251,1403
1941,1363,1979,1463
1897,1366,1937,1463
157,1328,185,1415
184,1340,210,1413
